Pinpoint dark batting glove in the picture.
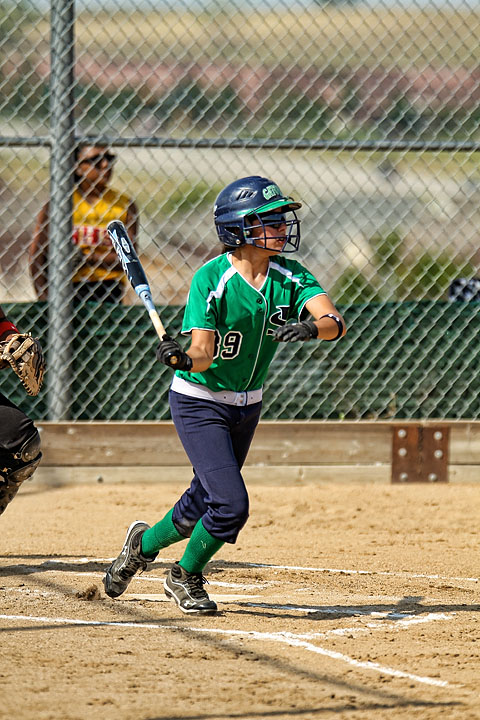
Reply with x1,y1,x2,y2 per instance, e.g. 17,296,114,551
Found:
156,336,193,370
273,320,318,342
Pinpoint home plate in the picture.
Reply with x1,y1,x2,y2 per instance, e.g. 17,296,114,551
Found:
126,593,260,602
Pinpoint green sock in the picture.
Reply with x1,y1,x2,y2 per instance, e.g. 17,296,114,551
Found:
141,508,185,557
179,519,224,574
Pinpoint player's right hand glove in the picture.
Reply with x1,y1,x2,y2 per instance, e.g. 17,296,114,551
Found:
156,337,193,371
273,320,318,342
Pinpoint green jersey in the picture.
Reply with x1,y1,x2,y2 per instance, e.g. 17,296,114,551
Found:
176,252,325,392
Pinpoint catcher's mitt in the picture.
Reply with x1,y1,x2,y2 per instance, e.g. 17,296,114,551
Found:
0,333,45,396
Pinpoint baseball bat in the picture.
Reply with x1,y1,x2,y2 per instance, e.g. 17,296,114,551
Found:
107,220,178,365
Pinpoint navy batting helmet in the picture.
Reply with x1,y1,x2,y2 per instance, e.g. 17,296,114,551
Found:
214,176,302,253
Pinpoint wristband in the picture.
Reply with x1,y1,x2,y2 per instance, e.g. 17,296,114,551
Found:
0,319,19,337
319,313,343,341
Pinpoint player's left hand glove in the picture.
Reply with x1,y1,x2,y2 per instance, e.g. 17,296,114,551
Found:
156,336,193,370
273,320,318,342
0,333,45,396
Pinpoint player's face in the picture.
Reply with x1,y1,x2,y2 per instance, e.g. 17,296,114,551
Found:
76,146,116,192
262,221,288,252
247,213,288,253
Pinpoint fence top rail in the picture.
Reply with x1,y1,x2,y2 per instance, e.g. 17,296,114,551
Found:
3,137,480,152
36,419,480,428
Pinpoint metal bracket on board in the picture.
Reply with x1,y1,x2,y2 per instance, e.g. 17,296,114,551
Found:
391,425,449,483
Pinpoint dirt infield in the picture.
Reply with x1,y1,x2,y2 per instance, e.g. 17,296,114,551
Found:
1,479,479,720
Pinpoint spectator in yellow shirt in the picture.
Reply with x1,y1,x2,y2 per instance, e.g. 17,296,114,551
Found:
29,144,138,303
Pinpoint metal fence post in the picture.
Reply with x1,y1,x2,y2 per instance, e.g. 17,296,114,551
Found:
48,0,75,420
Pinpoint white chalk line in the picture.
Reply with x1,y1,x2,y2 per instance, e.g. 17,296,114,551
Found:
9,556,478,584
5,569,270,591
127,592,261,602
238,602,451,619
247,562,479,584
3,574,467,622
276,612,453,640
0,585,404,615
0,612,451,688
2,585,456,633
7,588,447,638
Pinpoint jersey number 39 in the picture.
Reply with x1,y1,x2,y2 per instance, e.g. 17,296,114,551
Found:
213,330,243,360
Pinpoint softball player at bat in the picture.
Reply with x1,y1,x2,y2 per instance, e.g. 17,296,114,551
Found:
103,175,346,615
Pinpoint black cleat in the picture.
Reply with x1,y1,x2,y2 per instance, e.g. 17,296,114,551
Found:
103,521,157,598
164,562,218,615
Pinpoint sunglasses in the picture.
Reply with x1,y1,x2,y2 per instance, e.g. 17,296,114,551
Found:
80,152,116,168
258,213,287,228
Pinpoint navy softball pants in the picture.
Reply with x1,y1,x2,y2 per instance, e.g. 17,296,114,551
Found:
169,390,262,544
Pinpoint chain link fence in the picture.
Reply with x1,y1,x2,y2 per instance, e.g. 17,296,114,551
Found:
1,0,480,420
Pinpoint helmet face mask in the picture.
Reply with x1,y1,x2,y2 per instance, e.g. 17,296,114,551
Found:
214,176,302,253
244,210,300,253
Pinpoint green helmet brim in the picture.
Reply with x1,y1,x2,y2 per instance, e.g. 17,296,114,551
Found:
233,197,301,218
254,197,302,214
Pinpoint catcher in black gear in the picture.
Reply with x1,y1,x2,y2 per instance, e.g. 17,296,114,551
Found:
0,305,44,516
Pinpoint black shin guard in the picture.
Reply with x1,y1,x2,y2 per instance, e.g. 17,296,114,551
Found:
0,430,42,515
